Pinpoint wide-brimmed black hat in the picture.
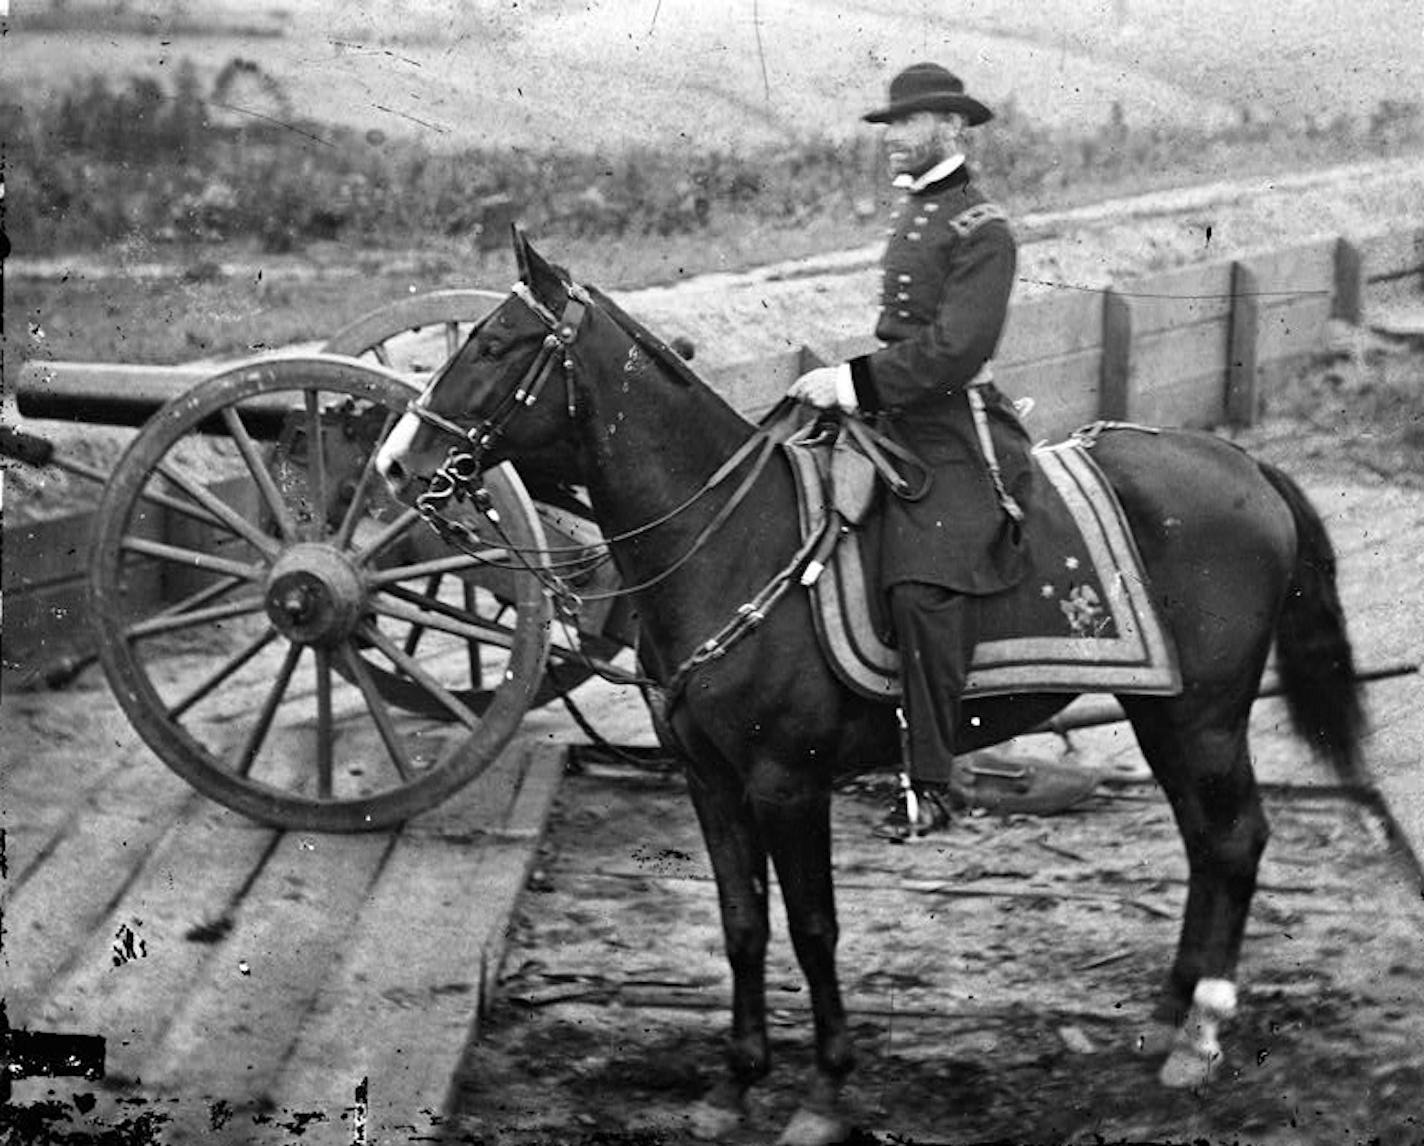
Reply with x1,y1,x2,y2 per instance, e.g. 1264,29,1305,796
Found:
863,62,993,126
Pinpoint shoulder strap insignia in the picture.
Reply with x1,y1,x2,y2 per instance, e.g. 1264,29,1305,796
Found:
948,202,1007,238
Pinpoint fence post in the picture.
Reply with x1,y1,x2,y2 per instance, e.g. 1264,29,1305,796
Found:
1226,261,1260,428
1333,237,1364,324
1099,288,1132,421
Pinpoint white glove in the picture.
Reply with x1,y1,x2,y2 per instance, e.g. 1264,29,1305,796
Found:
788,364,857,411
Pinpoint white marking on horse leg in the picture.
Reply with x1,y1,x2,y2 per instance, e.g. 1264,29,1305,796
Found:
776,1104,849,1146
1159,977,1238,1088
375,412,421,486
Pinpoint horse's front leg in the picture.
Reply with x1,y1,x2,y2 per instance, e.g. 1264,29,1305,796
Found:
750,763,855,1146
682,752,773,1139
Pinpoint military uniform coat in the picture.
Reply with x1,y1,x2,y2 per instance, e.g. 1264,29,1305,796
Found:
848,163,1033,596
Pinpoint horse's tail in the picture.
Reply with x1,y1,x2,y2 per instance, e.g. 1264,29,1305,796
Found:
1258,461,1365,778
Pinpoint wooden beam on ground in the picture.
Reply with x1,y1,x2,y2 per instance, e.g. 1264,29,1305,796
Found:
1033,660,1418,738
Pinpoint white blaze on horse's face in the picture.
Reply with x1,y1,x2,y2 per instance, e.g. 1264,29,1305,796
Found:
374,409,423,498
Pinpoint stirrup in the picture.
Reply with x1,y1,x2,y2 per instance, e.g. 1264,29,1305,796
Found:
872,775,950,843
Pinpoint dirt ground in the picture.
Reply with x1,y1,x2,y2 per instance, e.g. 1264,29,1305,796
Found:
443,759,1424,1146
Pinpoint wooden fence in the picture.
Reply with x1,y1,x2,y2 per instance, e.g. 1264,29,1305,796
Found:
701,223,1424,434
5,221,1422,682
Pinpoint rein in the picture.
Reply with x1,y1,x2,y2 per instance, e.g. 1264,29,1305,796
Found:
399,278,810,697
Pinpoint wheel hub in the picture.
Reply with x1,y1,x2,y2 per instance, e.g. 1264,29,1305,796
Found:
264,543,367,645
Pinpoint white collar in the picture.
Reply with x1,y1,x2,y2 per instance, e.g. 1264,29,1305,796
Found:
892,153,966,192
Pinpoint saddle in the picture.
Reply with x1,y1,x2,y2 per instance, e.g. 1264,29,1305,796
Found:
776,411,1181,702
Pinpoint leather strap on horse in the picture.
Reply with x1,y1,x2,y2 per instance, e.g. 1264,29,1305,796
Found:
1070,419,1163,446
839,415,932,502
770,400,932,503
662,510,835,708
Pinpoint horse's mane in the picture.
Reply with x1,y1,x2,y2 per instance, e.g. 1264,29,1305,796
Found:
583,283,701,390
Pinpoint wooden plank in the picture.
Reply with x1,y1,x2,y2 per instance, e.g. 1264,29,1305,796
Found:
1227,261,1261,427
1115,260,1234,335
1129,318,1232,427
0,685,152,886
1130,363,1232,430
1,512,92,590
1247,235,1337,301
1355,223,1424,282
1255,295,1334,363
160,476,261,603
1257,352,1323,407
401,724,533,836
135,831,394,1126
996,349,1101,441
28,811,280,1085
266,743,565,1140
997,289,1105,364
1,750,201,1025
0,579,92,683
1099,289,1133,421
476,742,566,1001
1131,317,1232,383
3,498,161,682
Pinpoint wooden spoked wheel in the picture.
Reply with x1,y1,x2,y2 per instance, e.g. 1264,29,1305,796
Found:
89,355,552,832
322,290,615,713
321,287,505,374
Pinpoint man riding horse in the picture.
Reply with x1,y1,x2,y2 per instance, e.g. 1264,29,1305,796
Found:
789,63,1038,840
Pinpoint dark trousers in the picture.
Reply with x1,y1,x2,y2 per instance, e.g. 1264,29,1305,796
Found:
888,581,978,786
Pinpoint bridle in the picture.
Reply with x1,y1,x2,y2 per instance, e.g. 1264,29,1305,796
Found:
406,281,589,517
394,278,810,703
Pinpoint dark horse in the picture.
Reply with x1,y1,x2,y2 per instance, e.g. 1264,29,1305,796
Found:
376,234,1363,1144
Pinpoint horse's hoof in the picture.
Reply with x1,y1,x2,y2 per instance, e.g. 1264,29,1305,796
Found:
1159,977,1236,1089
776,1103,851,1146
1158,1043,1222,1089
685,1098,746,1141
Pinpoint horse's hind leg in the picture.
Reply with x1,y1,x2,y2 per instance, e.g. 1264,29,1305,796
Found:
1122,692,1270,1087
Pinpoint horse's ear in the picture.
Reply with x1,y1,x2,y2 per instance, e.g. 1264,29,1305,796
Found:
511,230,568,308
511,224,532,280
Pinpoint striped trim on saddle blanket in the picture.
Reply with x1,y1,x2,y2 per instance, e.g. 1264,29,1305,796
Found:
783,435,1182,701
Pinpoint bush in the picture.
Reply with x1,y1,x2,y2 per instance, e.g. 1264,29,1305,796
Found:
5,60,1423,258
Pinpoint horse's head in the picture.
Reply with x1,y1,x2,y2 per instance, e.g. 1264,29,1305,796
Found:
376,229,588,505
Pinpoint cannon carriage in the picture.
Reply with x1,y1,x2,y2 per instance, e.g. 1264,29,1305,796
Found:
8,290,637,832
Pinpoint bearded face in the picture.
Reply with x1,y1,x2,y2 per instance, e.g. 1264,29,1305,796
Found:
884,110,966,179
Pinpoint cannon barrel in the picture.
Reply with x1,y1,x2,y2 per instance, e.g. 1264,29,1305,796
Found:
15,361,298,437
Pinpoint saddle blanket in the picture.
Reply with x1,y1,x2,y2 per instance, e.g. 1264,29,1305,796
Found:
785,435,1181,701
